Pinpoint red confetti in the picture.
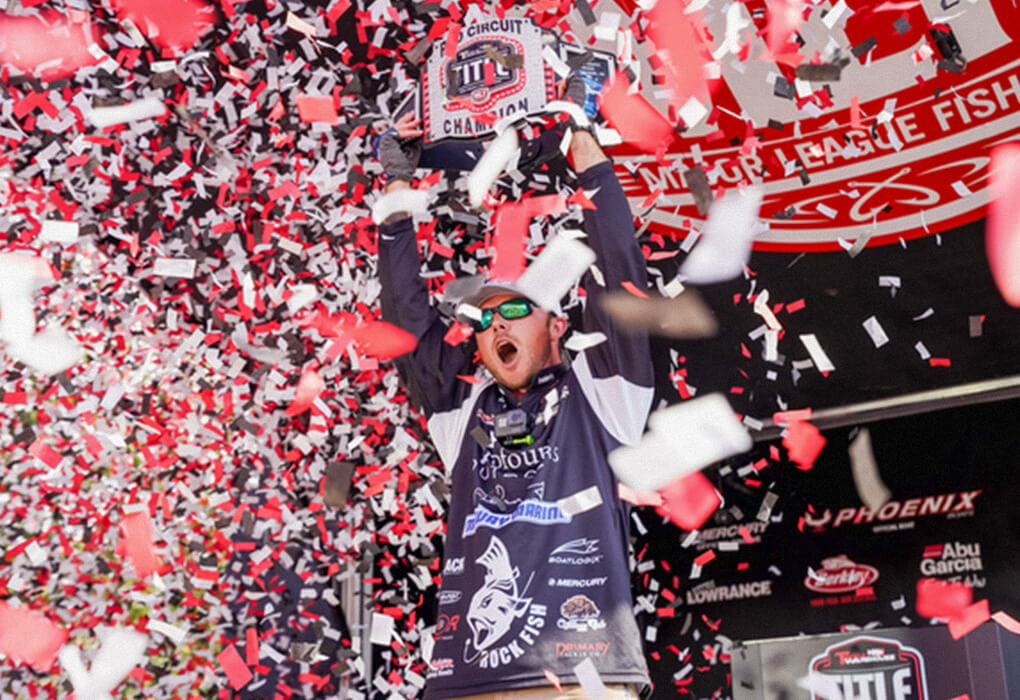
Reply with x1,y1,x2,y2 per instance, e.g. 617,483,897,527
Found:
621,280,649,299
645,0,712,114
783,420,825,470
986,143,1020,306
295,95,339,124
948,598,990,640
285,368,325,416
490,196,567,281
599,72,674,154
0,14,98,79
217,644,253,690
347,321,418,360
765,0,804,57
0,602,68,672
693,549,716,568
544,669,563,693
121,511,163,577
656,472,720,531
109,0,213,49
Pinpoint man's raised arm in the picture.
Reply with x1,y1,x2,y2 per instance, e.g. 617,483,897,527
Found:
376,125,474,417
570,131,655,390
566,130,655,446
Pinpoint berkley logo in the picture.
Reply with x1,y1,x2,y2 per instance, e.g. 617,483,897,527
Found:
809,636,928,700
610,0,1020,251
805,555,879,594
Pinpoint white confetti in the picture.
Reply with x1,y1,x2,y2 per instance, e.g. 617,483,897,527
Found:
88,97,166,128
681,187,763,284
370,188,431,225
862,315,889,348
152,257,197,279
59,627,148,700
608,394,751,493
557,485,603,516
799,333,836,372
40,220,80,243
467,127,519,209
515,235,596,313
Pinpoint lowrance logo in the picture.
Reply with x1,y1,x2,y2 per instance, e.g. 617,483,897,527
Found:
809,636,928,700
805,556,879,594
804,491,980,531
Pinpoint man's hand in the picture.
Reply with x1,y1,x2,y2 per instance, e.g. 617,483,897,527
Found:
377,113,424,183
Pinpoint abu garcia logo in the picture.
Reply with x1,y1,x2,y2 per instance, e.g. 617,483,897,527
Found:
809,636,928,700
920,541,985,587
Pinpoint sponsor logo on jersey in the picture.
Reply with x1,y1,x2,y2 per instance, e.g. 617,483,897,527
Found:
803,490,980,532
463,499,570,537
685,579,773,605
557,594,607,632
428,657,455,679
805,555,879,594
548,538,604,565
438,590,463,606
547,576,608,588
463,536,547,669
809,636,928,700
443,557,465,576
555,641,612,659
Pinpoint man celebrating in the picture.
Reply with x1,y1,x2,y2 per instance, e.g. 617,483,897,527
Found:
376,95,654,699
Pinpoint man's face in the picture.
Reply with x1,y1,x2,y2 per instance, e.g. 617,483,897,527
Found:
476,294,566,394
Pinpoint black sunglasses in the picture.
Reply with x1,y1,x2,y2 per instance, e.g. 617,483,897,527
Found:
472,298,535,332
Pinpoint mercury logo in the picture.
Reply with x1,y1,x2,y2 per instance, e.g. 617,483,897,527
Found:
809,636,928,700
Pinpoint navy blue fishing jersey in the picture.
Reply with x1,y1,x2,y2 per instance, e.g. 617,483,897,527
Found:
379,161,654,699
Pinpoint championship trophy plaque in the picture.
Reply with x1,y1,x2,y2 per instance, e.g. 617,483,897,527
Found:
406,13,615,167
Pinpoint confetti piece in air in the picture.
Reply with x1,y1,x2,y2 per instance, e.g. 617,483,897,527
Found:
515,235,596,313
544,669,564,693
799,333,836,372
783,419,825,470
490,195,567,281
285,368,325,416
108,0,213,49
947,598,990,640
564,331,607,352
600,290,719,338
986,143,1020,306
151,257,196,278
88,97,167,128
40,220,80,244
681,187,764,284
657,472,722,531
598,71,674,154
766,0,804,56
0,254,83,375
215,644,253,691
573,657,609,700
60,627,148,699
468,127,519,209
0,14,98,79
296,95,339,124
557,485,603,516
848,428,891,511
916,577,972,619
991,610,1020,635
543,100,591,130
645,0,712,114
0,603,68,672
371,188,431,225
609,393,751,493
346,320,418,360
120,511,163,578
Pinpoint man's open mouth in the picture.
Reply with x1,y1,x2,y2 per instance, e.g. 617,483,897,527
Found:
496,339,518,364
